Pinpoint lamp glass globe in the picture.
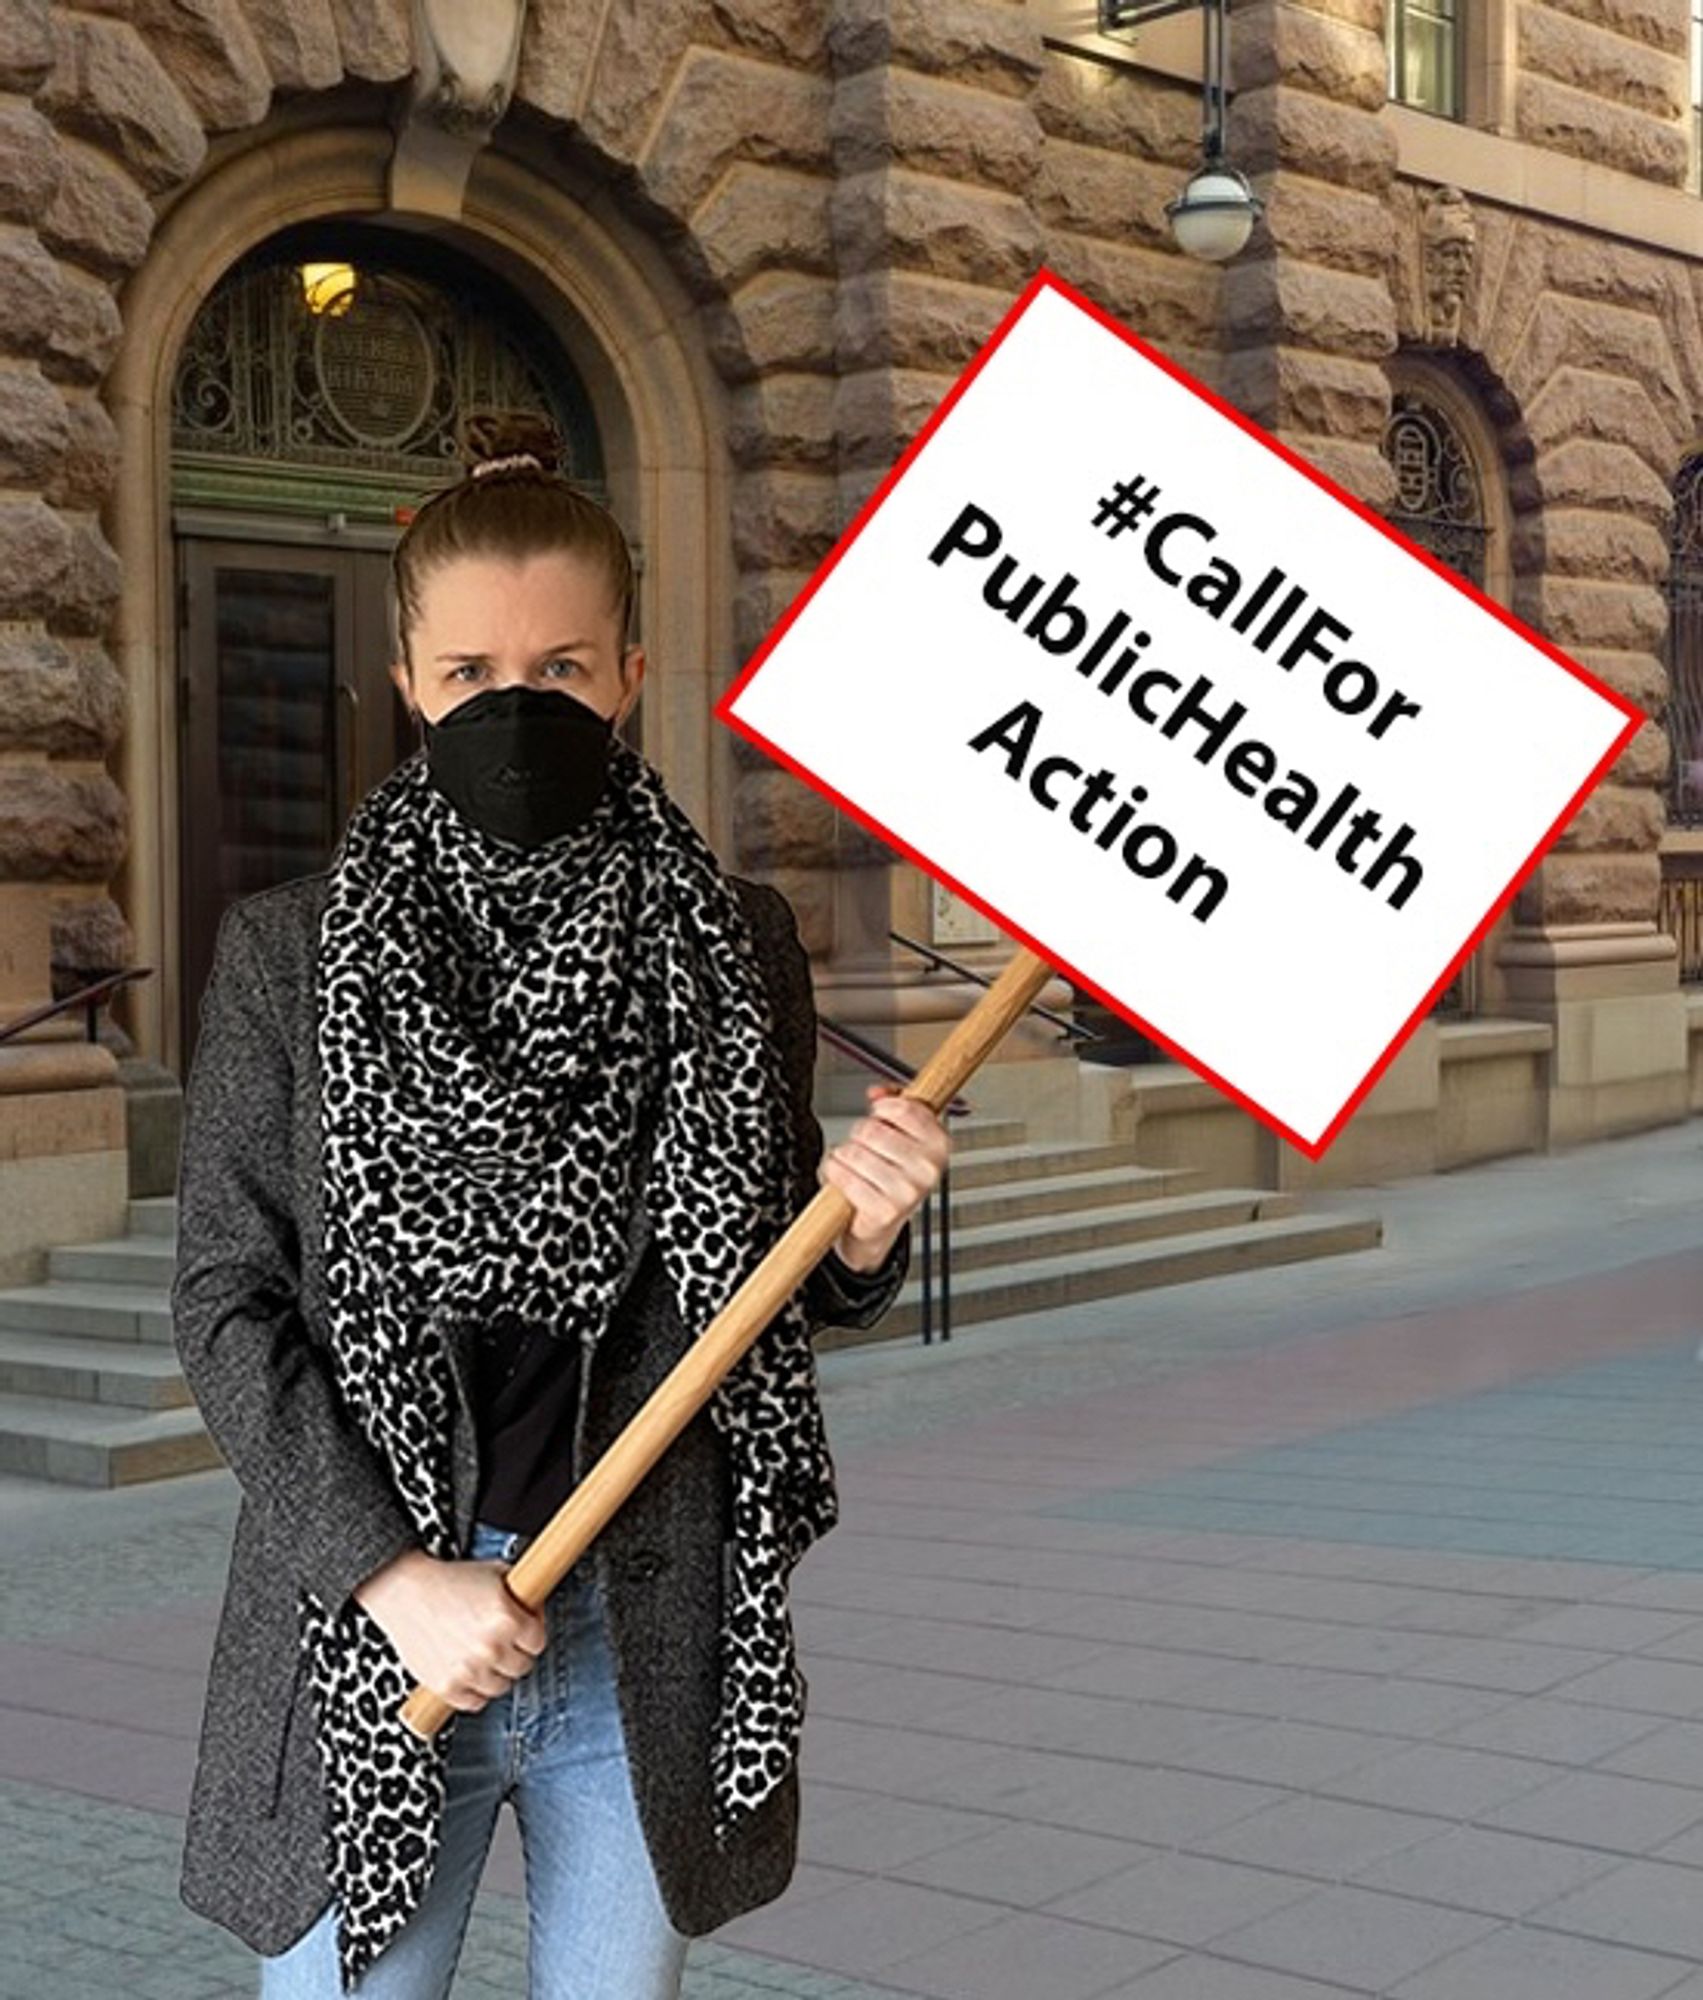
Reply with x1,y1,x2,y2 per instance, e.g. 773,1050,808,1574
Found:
1166,167,1261,263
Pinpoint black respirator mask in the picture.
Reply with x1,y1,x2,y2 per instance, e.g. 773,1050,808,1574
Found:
419,684,616,850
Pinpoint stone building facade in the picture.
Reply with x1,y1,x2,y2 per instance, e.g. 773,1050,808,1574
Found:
0,0,1699,1284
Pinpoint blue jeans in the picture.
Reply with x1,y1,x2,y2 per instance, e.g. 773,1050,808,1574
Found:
258,1520,689,1998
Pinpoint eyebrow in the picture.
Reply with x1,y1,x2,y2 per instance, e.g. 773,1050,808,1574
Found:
434,641,597,663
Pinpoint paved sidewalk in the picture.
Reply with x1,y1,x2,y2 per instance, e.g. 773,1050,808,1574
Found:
1,1119,1700,1996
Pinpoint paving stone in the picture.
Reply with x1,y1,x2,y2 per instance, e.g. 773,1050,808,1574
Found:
1204,1883,1499,1991
1189,1794,1452,1879
1100,1959,1379,1998
715,1876,1008,1978
1044,1850,1321,1947
801,1793,1003,1873
879,1908,1172,2000
1480,1769,1703,1855
1386,1920,1699,1997
1529,1856,1703,1958
893,1821,1149,1905
1345,1823,1625,1916
1443,1696,1667,1767
1312,1740,1559,1819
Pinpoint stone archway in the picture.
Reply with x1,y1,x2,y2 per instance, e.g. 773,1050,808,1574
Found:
1396,190,1690,1137
108,116,732,1075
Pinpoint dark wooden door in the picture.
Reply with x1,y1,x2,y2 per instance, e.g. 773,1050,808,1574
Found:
177,540,407,1066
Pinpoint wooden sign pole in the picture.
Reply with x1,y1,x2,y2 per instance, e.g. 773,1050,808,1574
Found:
399,942,1055,1739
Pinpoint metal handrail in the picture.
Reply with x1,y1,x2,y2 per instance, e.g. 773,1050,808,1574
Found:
816,932,1082,1345
0,966,152,1050
815,1015,966,1343
887,927,1099,1045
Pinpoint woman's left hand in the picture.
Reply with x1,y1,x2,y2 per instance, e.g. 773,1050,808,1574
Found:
818,1081,951,1274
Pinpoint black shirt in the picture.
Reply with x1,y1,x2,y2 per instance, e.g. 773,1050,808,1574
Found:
469,1236,904,1534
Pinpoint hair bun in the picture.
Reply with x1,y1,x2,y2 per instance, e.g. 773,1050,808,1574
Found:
459,409,565,479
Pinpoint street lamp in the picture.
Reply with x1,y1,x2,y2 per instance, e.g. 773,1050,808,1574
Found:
1098,0,1265,262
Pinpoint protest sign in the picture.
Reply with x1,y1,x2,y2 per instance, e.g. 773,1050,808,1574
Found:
715,267,1644,1158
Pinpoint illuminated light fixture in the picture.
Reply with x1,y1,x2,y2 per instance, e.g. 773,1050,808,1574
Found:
1096,0,1265,262
300,262,359,316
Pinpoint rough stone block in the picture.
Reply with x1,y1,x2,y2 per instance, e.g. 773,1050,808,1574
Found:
835,267,1015,372
131,0,272,133
827,0,1045,98
728,370,838,470
708,271,837,379
1236,6,1388,114
1233,79,1398,192
37,13,205,195
0,367,71,489
0,102,63,225
0,762,128,880
641,48,830,217
40,138,153,281
1519,0,1686,118
731,466,840,568
831,166,1041,286
690,165,834,293
1515,70,1689,185
244,0,342,94
329,0,411,84
830,64,1043,195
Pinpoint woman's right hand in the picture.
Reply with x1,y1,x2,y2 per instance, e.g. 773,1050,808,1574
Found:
354,1549,549,1711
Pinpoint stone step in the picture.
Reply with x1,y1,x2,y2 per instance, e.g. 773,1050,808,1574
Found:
49,1236,177,1287
817,1209,1384,1351
819,1112,1027,1156
0,1281,175,1345
0,1329,192,1410
940,1161,1201,1227
126,1196,179,1239
828,1134,1146,1193
0,1173,1384,1488
0,1393,220,1488
932,1187,1303,1271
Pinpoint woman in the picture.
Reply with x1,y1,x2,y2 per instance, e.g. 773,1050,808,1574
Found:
172,418,949,1997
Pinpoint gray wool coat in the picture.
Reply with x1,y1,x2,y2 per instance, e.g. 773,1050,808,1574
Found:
171,868,910,1960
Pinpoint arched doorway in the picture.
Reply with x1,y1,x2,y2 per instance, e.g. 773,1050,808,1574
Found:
170,219,634,1062
1659,451,1703,983
1379,363,1510,1017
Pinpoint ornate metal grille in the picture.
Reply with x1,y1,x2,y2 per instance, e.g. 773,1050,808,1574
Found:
1665,456,1703,829
171,236,606,522
1383,391,1488,591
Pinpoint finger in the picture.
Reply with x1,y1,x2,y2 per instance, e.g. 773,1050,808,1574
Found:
841,1113,946,1182
858,1093,951,1157
820,1145,916,1224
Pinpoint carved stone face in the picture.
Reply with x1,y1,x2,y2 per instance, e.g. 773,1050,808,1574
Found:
1432,235,1473,294
1420,189,1476,341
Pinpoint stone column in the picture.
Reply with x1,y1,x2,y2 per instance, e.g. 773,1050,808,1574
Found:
1487,0,1692,1143
0,1,171,1280
1211,0,1447,1179
762,0,1072,1082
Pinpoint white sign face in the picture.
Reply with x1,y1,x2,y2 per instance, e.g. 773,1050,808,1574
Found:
716,269,1642,1156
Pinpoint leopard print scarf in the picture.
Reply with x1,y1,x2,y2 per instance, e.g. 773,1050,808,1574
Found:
303,736,836,1992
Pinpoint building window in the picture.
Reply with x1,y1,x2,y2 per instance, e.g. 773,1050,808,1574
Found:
1388,0,1462,120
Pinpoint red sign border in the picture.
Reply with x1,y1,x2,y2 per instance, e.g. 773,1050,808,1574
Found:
713,265,1647,1161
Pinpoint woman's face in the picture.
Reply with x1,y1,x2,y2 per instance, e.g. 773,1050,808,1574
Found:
391,550,644,730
